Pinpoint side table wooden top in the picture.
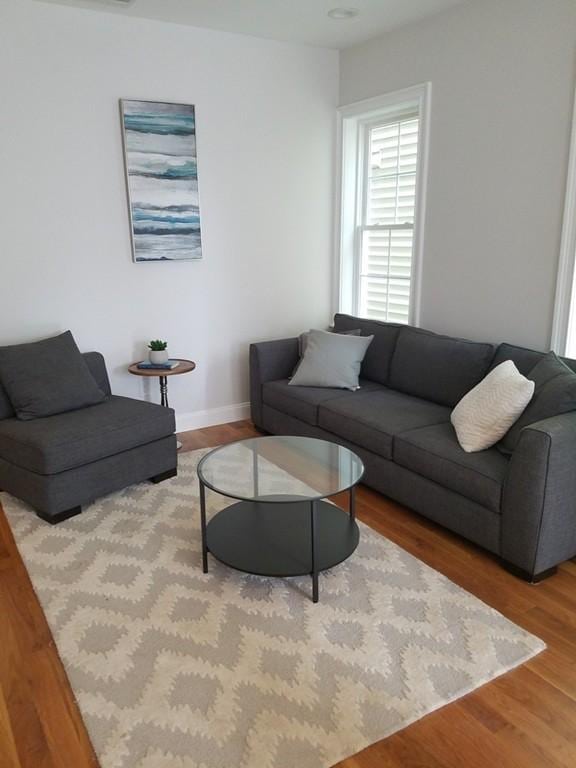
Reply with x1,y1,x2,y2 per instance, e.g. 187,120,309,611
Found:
128,359,196,377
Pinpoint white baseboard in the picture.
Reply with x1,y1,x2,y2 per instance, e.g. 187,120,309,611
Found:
175,402,251,433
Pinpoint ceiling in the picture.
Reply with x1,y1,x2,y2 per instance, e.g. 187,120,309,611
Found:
38,0,469,49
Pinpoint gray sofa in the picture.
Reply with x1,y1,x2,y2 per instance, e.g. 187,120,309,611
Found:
0,352,178,523
250,313,576,582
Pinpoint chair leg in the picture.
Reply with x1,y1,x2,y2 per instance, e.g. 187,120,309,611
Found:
36,506,82,525
150,467,177,484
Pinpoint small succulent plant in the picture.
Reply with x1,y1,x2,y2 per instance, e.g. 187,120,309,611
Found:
148,339,168,351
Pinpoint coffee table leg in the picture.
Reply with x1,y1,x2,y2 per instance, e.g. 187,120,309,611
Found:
310,500,319,603
349,485,356,520
199,480,208,573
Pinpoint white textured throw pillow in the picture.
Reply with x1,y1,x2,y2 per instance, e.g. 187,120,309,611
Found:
451,361,534,453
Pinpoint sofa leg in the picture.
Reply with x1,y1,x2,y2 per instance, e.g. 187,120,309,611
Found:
501,560,558,583
150,467,177,484
36,506,82,525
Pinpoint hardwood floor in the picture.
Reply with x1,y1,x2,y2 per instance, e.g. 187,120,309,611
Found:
1,420,576,767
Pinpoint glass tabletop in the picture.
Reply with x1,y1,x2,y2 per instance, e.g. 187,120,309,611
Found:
197,436,364,503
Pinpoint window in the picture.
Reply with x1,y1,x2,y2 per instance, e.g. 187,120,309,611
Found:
337,85,430,325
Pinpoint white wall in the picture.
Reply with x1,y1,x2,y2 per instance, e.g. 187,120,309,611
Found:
340,0,576,350
0,0,338,429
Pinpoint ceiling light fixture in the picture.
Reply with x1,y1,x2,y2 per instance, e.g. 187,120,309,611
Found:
327,8,359,21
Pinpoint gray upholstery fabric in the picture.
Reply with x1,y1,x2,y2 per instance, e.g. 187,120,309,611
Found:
0,384,14,421
491,342,576,376
0,395,175,475
0,435,177,518
318,389,450,460
502,412,576,575
249,338,299,428
389,327,496,407
490,343,544,376
500,352,576,454
83,352,112,396
263,379,382,426
0,331,106,420
260,404,501,555
289,330,374,390
333,313,402,385
394,423,508,513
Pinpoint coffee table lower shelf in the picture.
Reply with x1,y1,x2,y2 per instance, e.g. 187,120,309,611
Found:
204,499,360,602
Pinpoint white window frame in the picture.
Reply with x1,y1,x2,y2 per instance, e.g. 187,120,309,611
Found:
551,91,576,355
334,83,431,325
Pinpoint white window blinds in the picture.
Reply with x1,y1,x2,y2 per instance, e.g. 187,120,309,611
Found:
358,116,419,324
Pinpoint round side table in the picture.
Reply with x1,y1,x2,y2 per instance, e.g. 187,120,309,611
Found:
129,359,196,449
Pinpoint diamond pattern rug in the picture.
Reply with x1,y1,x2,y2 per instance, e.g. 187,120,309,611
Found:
2,449,544,768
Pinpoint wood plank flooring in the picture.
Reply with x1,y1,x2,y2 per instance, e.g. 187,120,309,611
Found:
1,420,576,767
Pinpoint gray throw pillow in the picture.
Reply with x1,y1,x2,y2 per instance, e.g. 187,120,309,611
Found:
289,329,374,390
298,327,361,357
292,327,361,377
0,331,106,421
499,351,576,453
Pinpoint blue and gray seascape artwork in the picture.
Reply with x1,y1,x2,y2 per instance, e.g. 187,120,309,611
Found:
121,100,202,262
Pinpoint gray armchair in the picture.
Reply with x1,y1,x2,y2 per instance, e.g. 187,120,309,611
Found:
0,352,177,523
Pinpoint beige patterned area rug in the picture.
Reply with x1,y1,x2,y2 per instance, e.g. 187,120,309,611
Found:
2,450,544,768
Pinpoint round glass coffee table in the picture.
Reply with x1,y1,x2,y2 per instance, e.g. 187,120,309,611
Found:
197,436,364,603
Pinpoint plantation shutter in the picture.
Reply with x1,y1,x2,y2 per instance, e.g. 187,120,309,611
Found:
358,115,419,323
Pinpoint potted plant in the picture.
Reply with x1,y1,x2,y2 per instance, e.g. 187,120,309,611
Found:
148,339,169,365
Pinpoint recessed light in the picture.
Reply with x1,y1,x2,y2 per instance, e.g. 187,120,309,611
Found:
328,8,360,21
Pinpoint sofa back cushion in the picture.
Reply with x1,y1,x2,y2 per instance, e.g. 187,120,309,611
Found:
333,313,402,386
491,342,576,376
389,326,496,407
0,384,14,420
0,331,106,421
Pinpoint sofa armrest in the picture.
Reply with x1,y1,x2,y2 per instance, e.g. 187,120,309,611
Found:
501,411,576,576
83,352,112,397
249,338,299,428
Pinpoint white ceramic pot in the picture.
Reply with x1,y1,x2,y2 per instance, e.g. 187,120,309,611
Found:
149,350,169,364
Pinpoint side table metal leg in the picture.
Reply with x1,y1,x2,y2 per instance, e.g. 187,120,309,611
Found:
349,486,356,520
199,480,208,573
310,500,318,603
160,376,169,407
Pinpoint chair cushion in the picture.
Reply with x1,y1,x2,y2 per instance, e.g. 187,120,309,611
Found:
394,422,509,513
389,326,496,407
0,331,105,420
317,389,450,460
333,313,402,386
263,379,382,426
0,395,175,475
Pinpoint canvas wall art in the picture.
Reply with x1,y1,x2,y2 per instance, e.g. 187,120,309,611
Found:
120,99,202,262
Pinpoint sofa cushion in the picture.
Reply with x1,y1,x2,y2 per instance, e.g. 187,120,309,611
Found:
0,384,14,420
491,342,576,376
317,389,450,460
263,379,382,426
389,327,496,407
394,422,509,512
0,395,175,475
499,352,576,454
0,331,106,420
333,313,402,386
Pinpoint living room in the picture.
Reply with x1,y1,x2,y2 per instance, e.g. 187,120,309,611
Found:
1,0,576,766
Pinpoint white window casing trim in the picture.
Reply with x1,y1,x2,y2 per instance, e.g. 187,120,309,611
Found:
551,89,576,355
334,83,432,325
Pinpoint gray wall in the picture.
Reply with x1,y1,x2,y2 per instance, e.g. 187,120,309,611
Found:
340,0,576,350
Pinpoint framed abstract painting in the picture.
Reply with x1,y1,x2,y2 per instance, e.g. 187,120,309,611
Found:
120,99,202,262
